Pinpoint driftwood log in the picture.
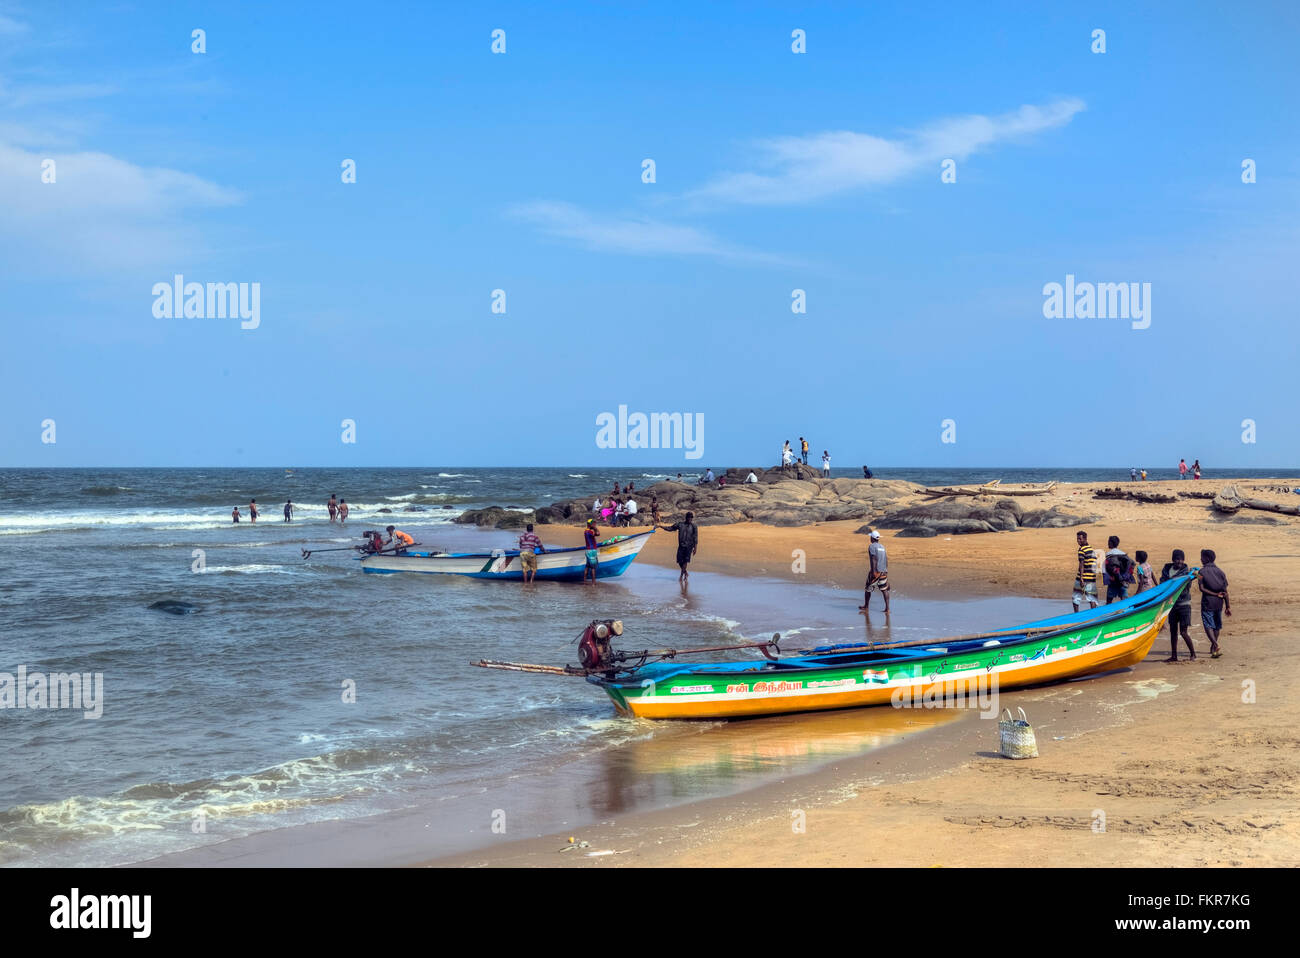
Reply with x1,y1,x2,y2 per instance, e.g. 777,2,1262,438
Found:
1212,484,1300,516
1094,486,1177,504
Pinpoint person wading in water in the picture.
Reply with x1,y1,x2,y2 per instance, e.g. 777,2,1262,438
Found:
659,511,698,587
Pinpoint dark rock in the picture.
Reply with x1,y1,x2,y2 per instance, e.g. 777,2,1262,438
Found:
148,600,198,615
403,506,426,512
1020,508,1096,528
377,508,392,513
456,507,533,527
877,500,1018,533
895,526,938,538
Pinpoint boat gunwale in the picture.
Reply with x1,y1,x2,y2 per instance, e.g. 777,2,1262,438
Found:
592,573,1190,689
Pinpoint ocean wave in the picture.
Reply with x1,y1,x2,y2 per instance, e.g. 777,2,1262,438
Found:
202,564,298,575
0,747,422,859
81,486,134,496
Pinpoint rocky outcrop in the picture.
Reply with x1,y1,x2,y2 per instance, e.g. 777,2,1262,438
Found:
1094,486,1177,504
864,497,1094,536
455,507,535,528
456,475,920,529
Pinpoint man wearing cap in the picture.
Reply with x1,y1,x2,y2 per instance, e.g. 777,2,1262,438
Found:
860,529,890,613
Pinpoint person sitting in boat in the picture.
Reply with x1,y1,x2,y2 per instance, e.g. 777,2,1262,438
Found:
385,525,414,555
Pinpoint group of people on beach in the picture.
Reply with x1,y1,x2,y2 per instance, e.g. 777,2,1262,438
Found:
780,439,835,478
1073,531,1230,660
231,494,350,524
1131,460,1201,481
593,481,662,528
516,507,698,587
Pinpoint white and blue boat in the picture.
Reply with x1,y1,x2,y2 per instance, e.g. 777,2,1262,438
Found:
358,529,655,580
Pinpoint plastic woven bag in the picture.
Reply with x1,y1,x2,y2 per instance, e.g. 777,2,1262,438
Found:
999,707,1038,759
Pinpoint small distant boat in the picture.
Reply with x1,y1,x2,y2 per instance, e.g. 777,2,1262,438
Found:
360,529,654,580
476,574,1189,720
921,480,1056,497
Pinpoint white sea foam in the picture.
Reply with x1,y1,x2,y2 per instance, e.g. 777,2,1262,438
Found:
203,564,296,575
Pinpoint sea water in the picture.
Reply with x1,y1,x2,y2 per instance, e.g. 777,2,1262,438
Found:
0,466,1263,865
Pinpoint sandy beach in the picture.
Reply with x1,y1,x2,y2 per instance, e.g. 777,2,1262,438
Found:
428,479,1300,867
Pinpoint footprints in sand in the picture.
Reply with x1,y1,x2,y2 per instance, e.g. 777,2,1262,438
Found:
943,813,1281,835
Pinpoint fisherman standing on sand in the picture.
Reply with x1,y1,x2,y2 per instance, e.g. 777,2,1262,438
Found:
1073,531,1099,611
860,530,890,614
327,494,338,522
1161,549,1195,661
659,511,698,586
1198,549,1230,658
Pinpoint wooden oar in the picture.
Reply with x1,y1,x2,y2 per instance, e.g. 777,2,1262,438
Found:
301,545,364,559
637,635,782,660
475,660,586,676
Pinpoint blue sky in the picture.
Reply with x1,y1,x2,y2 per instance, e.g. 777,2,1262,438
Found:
2,1,1297,468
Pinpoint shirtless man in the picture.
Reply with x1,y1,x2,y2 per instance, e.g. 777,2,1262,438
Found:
327,494,338,522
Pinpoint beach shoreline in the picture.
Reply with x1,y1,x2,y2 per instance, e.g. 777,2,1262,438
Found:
422,478,1300,867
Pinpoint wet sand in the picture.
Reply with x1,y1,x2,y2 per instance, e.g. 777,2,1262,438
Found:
427,478,1300,867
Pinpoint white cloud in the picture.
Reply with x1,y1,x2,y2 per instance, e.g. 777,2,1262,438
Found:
510,200,793,264
0,141,243,271
0,12,27,35
692,97,1085,205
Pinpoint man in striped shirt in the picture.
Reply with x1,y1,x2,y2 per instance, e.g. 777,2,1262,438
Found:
517,524,545,584
1073,531,1099,612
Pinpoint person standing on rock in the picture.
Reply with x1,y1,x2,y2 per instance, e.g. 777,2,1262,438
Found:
860,530,890,614
822,450,831,477
782,441,794,471
659,511,698,587
800,437,809,465
650,495,661,526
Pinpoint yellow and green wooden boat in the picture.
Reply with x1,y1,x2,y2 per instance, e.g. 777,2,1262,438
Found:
477,574,1191,721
